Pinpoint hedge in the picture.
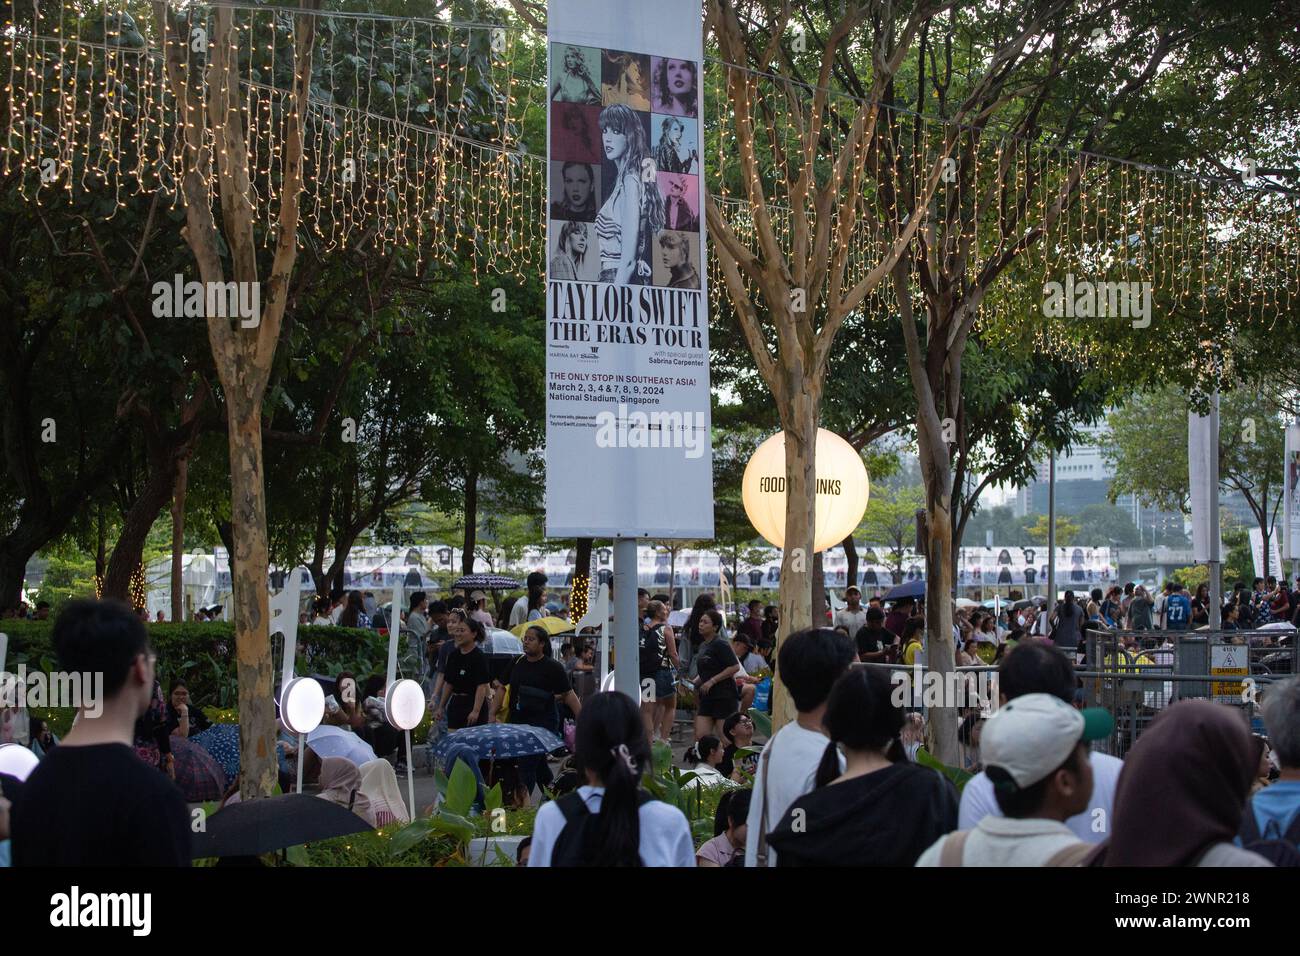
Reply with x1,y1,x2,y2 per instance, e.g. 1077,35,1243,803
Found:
1,620,397,712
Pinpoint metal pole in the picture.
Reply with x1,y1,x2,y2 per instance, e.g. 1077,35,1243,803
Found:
613,538,640,703
1292,417,1300,584
296,732,305,794
1047,452,1056,611
1208,394,1222,629
405,729,416,820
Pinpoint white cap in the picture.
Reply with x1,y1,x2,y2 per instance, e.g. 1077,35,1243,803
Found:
980,693,1113,790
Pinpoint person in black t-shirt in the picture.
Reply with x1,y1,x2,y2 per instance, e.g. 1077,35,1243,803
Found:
505,626,583,803
854,607,895,663
430,611,491,729
508,627,582,735
693,609,740,741
11,599,191,866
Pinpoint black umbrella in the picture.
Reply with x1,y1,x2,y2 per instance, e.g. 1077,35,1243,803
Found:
190,793,372,860
452,573,521,590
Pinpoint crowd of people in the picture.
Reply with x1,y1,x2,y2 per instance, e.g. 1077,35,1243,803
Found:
3,587,1298,869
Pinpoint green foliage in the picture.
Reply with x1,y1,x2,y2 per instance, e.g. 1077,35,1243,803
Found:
1170,565,1209,591
1024,515,1081,547
916,747,974,794
3,621,387,709
1072,504,1142,548
859,485,925,572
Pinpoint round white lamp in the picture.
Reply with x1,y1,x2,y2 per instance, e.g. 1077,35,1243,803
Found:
741,428,870,552
384,679,425,731
0,742,40,782
279,676,325,736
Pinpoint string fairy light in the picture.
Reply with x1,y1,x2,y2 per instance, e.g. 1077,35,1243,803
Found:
3,2,1297,334
3,1,544,275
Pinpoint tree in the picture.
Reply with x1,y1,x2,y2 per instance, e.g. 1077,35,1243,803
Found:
1025,515,1080,547
1073,504,1141,547
147,0,319,798
949,335,1112,572
1103,387,1287,577
859,485,924,578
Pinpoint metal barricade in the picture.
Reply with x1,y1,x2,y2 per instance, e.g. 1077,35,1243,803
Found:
858,637,1293,764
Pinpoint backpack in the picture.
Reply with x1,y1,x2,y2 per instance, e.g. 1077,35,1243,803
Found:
550,789,655,866
638,624,668,678
1237,808,1300,867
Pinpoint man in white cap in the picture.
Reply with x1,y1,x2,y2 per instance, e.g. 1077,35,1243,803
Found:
916,693,1113,867
833,586,867,634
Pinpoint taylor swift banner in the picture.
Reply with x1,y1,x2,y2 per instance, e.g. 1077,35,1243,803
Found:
544,0,714,539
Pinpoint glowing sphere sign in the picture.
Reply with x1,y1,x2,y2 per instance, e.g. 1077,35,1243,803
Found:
741,429,869,553
0,742,39,781
384,679,426,731
279,676,325,736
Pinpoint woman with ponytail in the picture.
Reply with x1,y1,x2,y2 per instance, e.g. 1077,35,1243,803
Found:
766,667,958,866
681,735,730,791
528,691,694,867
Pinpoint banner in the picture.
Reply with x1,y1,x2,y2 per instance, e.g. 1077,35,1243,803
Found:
1248,528,1284,581
1286,424,1300,560
1188,395,1220,563
954,546,1116,588
544,0,713,539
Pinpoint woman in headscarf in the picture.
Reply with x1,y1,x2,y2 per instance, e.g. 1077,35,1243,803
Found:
1096,700,1272,866
316,757,376,827
358,759,410,827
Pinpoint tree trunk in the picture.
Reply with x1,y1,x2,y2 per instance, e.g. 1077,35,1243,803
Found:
771,379,818,733
325,532,360,594
170,458,188,623
0,550,30,610
228,404,277,800
668,547,677,609
842,535,859,591
95,506,107,581
918,423,959,765
216,521,235,561
812,550,827,627
103,451,181,603
462,462,479,575
574,537,593,609
308,479,331,593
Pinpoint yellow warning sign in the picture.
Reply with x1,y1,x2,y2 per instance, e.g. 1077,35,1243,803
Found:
1210,644,1248,700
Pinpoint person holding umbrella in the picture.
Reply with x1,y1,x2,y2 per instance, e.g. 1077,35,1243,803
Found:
431,612,491,730
506,626,582,805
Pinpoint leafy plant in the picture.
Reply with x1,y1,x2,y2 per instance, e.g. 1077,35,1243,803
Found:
387,757,489,863
916,747,974,793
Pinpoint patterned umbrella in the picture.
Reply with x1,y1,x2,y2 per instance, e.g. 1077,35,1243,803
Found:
430,723,564,764
452,573,522,591
136,736,228,802
191,724,241,781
